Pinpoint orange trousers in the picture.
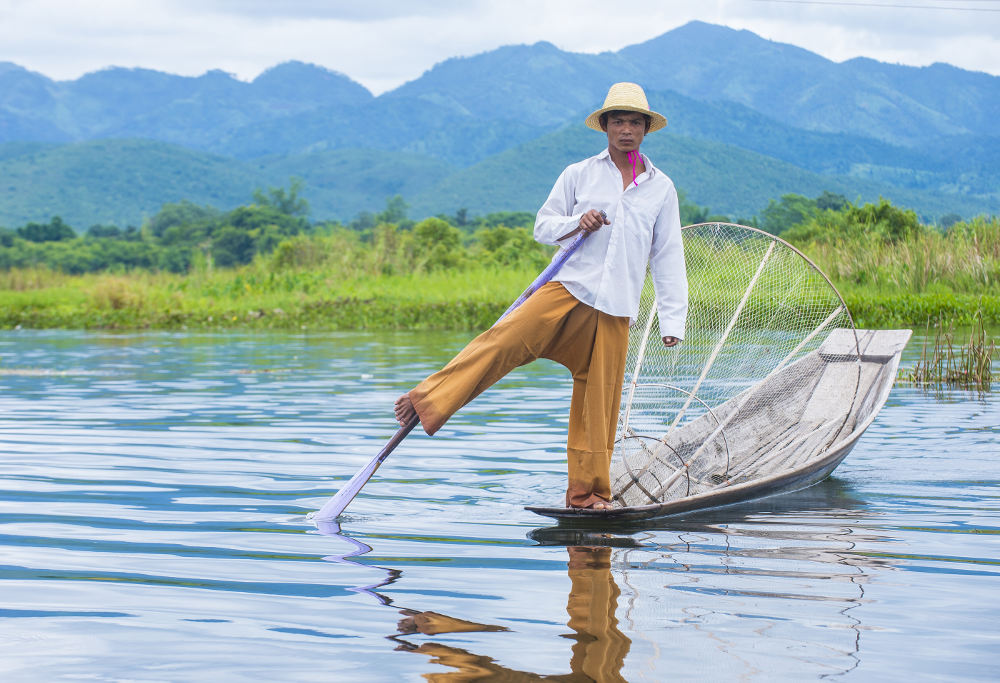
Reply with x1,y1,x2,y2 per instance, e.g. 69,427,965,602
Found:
408,282,629,507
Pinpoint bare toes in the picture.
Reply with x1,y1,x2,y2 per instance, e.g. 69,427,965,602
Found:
394,394,416,426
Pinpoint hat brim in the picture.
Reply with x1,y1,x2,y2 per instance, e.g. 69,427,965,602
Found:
585,106,667,133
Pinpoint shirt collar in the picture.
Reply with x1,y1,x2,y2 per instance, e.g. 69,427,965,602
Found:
597,147,656,181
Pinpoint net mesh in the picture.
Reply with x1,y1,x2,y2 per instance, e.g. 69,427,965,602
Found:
611,223,860,507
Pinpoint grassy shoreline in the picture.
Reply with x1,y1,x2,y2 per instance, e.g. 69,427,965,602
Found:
1,265,996,333
4,205,996,335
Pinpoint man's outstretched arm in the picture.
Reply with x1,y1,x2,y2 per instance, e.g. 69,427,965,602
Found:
649,184,688,346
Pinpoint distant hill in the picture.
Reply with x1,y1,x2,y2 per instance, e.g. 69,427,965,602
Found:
2,130,994,231
0,140,457,228
620,22,1000,145
213,96,551,165
406,125,998,222
0,140,263,227
0,21,997,228
0,61,373,149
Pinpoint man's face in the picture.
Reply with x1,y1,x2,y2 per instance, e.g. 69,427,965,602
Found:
604,111,647,154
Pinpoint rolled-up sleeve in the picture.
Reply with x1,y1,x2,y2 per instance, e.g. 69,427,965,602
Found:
648,184,688,340
534,167,585,245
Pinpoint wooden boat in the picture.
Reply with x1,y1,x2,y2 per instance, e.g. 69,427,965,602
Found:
526,328,911,522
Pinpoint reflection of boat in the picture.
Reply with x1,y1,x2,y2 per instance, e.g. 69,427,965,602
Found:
529,475,867,545
530,482,898,680
528,328,911,522
529,475,877,545
536,526,888,676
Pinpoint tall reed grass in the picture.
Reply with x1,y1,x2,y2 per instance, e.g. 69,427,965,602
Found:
904,306,998,392
797,216,999,297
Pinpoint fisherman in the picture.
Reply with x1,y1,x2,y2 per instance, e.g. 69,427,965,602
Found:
394,82,687,510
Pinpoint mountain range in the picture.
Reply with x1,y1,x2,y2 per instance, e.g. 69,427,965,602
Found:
0,21,997,229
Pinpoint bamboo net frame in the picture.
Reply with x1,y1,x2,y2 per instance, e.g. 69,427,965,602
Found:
612,223,860,507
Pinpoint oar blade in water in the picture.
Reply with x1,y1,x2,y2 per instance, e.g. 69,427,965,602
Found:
313,417,418,521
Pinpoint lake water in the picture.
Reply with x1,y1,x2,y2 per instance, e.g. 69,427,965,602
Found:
0,330,997,681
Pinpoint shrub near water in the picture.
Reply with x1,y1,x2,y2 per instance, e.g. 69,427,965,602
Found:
92,276,144,310
782,203,999,327
259,219,549,329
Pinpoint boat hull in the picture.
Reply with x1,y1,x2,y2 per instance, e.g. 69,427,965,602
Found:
526,328,911,524
525,433,859,522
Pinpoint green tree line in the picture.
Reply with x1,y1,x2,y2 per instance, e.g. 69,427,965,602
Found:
0,182,993,291
1,184,996,331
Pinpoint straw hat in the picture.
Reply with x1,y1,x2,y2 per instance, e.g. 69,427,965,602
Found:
585,82,667,133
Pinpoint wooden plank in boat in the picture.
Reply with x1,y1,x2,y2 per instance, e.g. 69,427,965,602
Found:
862,329,912,362
820,329,912,363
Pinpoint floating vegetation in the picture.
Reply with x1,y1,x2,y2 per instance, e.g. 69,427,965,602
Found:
905,305,997,391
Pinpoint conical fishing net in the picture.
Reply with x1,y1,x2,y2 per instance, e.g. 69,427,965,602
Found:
611,223,861,507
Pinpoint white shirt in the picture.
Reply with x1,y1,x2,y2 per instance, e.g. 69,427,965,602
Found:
533,148,688,340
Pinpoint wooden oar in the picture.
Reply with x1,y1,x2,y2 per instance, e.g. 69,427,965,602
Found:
314,219,600,521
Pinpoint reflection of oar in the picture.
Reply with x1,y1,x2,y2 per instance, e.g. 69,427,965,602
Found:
314,519,400,606
314,218,601,522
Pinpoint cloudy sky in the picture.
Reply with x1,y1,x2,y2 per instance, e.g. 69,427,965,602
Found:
1,0,997,92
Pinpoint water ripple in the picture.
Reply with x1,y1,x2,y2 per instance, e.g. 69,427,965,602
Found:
0,330,997,681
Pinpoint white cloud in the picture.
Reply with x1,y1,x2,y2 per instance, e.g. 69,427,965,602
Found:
721,0,1000,73
177,0,484,21
0,0,996,90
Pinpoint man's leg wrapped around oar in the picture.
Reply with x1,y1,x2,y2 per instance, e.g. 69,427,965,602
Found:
400,282,629,508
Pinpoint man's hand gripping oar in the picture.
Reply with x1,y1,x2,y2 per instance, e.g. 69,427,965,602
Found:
312,210,608,522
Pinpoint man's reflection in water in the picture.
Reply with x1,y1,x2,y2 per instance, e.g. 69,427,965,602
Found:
564,546,630,682
391,545,631,682
396,610,508,638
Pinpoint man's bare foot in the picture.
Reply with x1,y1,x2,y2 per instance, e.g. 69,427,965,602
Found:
568,497,613,511
394,393,417,427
